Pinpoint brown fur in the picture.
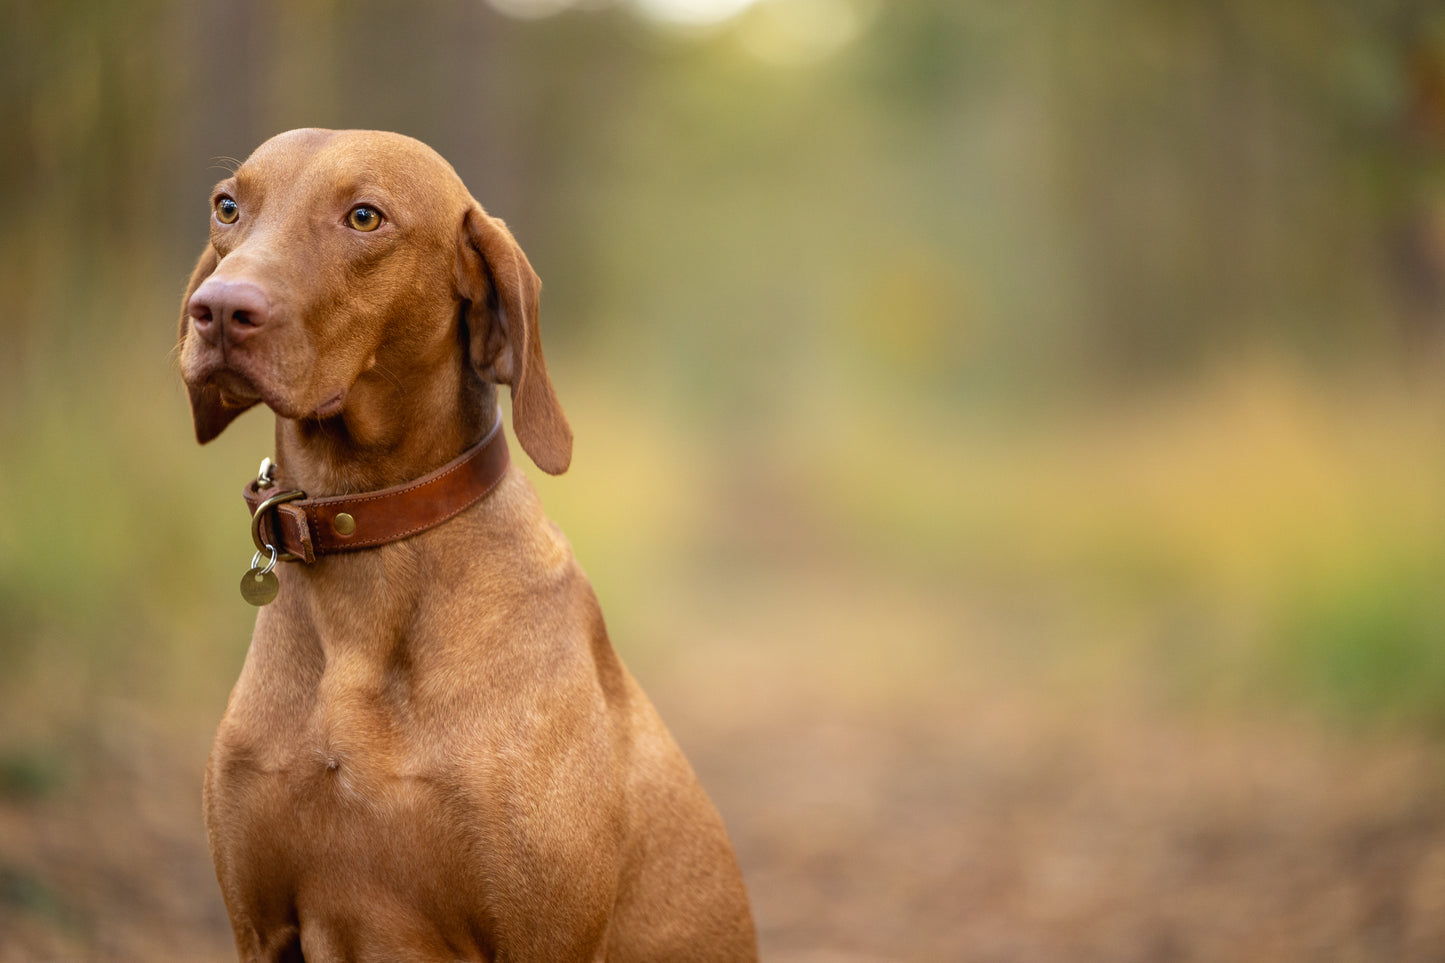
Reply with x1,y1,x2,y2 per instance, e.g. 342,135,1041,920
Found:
177,129,756,962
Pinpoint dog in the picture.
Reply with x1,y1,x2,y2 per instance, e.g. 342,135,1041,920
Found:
176,128,757,962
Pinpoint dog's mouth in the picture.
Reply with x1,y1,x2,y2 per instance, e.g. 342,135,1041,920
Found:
190,358,349,424
183,320,358,423
207,368,264,408
189,359,308,420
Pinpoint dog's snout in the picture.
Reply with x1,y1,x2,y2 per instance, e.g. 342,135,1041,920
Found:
189,278,271,346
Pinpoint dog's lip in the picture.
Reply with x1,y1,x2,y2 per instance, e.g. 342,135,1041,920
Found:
188,357,309,418
185,339,345,422
198,366,264,406
311,391,347,419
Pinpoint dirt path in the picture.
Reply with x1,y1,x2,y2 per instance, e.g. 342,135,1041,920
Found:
654,570,1445,962
673,674,1445,962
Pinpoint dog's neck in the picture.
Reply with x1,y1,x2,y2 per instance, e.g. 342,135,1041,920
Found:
273,365,500,497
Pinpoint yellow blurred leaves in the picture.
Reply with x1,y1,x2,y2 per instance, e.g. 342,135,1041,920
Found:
845,249,978,377
735,0,878,67
806,356,1445,610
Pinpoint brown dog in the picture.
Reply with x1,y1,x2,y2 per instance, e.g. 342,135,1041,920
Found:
176,129,756,962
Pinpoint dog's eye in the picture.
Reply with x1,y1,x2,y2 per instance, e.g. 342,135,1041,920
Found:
347,205,383,232
215,196,239,224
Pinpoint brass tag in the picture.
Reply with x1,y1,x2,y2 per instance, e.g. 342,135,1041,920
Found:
240,568,279,606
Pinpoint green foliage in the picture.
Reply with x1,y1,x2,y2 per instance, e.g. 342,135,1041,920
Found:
1276,548,1445,729
0,750,67,803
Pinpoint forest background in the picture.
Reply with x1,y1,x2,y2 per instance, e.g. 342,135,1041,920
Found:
4,0,1445,958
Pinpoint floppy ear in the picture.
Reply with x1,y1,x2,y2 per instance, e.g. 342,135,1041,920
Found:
178,245,256,444
456,205,572,475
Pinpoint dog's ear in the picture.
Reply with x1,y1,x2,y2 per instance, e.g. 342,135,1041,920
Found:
178,245,255,444
456,205,572,475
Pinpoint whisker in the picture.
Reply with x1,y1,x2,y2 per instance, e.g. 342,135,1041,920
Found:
371,360,405,391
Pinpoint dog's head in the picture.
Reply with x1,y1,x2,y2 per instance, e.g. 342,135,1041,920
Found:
176,128,571,475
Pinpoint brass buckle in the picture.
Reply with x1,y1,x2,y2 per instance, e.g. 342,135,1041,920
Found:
250,489,306,562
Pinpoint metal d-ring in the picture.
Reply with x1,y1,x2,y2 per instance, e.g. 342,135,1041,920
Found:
250,489,306,562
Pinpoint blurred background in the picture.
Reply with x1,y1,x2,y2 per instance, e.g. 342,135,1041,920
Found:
4,0,1445,959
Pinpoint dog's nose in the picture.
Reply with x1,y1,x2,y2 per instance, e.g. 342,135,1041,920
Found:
188,279,271,346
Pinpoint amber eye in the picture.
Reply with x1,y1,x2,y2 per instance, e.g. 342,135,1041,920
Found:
347,205,383,232
215,196,239,224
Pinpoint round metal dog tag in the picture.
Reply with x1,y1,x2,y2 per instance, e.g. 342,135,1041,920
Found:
240,568,279,606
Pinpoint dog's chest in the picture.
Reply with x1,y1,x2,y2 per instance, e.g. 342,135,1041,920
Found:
211,690,461,834
205,686,510,937
203,580,632,952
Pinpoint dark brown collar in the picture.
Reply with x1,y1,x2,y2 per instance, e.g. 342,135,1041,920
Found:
243,416,510,564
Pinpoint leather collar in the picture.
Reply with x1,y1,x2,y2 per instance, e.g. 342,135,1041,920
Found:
243,416,510,564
